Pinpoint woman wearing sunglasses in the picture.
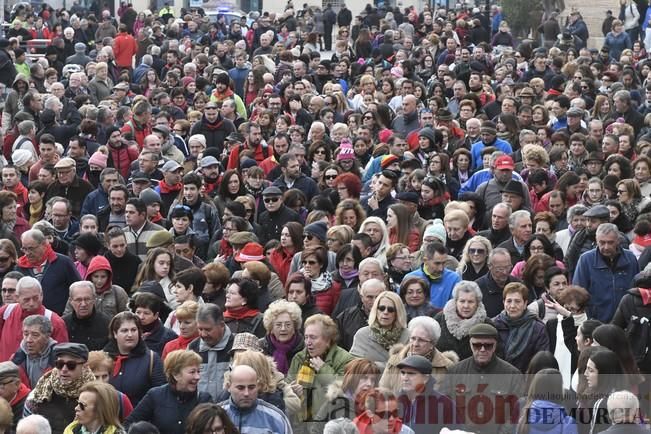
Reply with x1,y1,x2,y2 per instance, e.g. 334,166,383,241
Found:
492,282,549,373
65,381,124,434
350,292,409,369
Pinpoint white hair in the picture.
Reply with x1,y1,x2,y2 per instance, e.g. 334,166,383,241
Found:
17,415,51,434
16,276,42,296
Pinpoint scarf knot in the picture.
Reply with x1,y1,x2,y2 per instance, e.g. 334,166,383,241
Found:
31,367,96,404
370,325,404,351
443,299,488,340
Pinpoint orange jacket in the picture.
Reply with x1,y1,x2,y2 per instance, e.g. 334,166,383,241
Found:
113,32,137,68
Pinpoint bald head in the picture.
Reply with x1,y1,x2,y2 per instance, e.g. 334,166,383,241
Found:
403,95,417,115
229,365,258,409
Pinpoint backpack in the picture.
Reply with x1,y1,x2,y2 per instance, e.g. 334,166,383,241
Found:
625,315,651,366
238,141,270,160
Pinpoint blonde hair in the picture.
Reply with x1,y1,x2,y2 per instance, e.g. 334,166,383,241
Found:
444,201,471,216
304,314,339,345
327,225,355,245
233,350,280,393
368,291,407,329
262,299,302,333
444,209,470,227
79,382,122,429
175,300,199,321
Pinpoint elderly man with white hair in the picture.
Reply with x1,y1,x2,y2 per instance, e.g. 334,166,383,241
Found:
604,390,646,433
16,414,51,434
0,275,68,361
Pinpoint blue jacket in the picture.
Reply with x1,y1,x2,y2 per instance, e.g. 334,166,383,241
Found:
459,168,523,195
80,185,109,217
572,247,639,322
362,155,384,183
220,397,292,434
228,65,250,98
16,253,81,315
126,384,212,434
520,400,577,434
470,138,512,170
604,31,632,61
403,267,461,309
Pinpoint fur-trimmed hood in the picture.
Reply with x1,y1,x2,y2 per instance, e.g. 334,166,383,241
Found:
386,343,459,369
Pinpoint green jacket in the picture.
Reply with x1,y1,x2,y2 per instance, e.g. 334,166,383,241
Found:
287,344,356,425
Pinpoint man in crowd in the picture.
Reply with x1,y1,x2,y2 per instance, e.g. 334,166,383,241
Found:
62,281,111,351
11,315,56,388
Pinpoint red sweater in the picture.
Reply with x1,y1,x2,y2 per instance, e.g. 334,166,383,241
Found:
0,304,68,361
268,247,294,285
113,32,138,68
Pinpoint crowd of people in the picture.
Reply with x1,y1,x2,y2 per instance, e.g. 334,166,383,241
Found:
0,0,647,434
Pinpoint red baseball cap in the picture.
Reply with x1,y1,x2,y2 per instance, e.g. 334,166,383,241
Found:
234,243,265,262
494,155,515,171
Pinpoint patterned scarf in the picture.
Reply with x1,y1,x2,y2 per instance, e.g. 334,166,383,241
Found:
309,271,333,293
370,325,404,351
30,367,96,404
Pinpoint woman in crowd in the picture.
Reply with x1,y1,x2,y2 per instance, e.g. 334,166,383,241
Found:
300,245,338,315
201,262,230,307
334,173,363,201
616,178,650,223
165,269,205,334
521,254,559,301
214,170,245,218
326,225,355,254
334,199,366,231
380,316,458,393
104,312,166,405
125,350,211,434
0,191,28,243
516,369,577,434
223,277,265,338
399,277,438,321
269,222,303,286
492,282,549,373
456,235,491,281
633,156,651,197
0,240,17,282
387,244,412,292
358,217,390,268
312,358,381,434
161,301,199,360
133,248,176,308
386,203,420,253
331,244,361,295
435,280,494,360
287,314,356,427
418,177,449,220
185,403,238,434
260,299,305,376
592,324,644,391
64,382,124,434
350,292,409,368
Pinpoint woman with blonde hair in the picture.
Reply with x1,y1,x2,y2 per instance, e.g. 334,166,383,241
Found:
125,350,211,434
326,225,355,254
260,299,304,374
350,292,409,368
224,349,300,414
64,382,124,434
358,217,390,268
335,199,366,231
161,301,199,360
456,235,492,281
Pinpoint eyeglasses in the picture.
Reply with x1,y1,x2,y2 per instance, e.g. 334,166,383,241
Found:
363,115,373,120
303,234,314,241
375,410,399,419
471,342,495,351
302,259,317,265
1,288,15,293
325,175,337,180
55,359,81,370
617,189,627,195
469,248,486,255
377,305,396,313
77,401,88,411
315,149,326,155
264,197,280,204
409,336,432,344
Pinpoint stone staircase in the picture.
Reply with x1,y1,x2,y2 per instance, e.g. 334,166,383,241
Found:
559,0,615,49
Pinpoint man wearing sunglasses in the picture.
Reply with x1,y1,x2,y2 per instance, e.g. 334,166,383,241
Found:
442,324,523,434
257,186,301,246
23,342,94,434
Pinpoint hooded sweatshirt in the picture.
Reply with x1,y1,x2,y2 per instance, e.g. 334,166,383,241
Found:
85,255,129,318
12,338,56,388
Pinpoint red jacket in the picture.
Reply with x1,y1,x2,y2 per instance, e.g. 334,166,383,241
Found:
0,303,68,361
268,247,294,285
113,32,138,68
389,227,421,253
259,155,279,176
226,142,271,170
108,143,139,179
161,334,198,361
121,118,151,149
314,280,342,316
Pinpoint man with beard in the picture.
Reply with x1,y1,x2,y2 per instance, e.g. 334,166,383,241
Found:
259,133,290,177
271,153,318,202
226,123,271,170
257,186,301,245
476,156,530,211
97,184,128,232
565,205,629,272
189,101,235,156
198,155,221,199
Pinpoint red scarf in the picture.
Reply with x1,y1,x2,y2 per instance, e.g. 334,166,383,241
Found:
158,180,183,194
174,333,198,350
220,238,233,259
151,212,164,224
17,243,57,269
353,413,404,434
639,288,651,305
223,306,260,320
112,354,129,376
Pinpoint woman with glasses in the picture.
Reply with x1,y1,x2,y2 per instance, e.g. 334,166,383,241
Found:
510,234,564,279
456,235,491,281
299,245,338,315
64,381,124,434
223,277,265,338
616,178,649,223
125,350,211,434
350,292,409,368
385,244,413,293
318,164,342,193
308,141,332,166
493,282,549,373
331,243,361,296
399,276,438,322
208,216,248,264
259,299,305,376
185,403,238,434
380,316,457,393
435,281,494,361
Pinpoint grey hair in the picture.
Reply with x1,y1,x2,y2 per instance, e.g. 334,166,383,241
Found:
16,415,51,434
489,151,506,166
408,316,441,345
613,89,631,104
22,314,52,336
196,304,224,325
360,278,386,295
16,276,42,296
21,229,46,245
452,280,483,302
596,222,619,238
567,204,588,220
489,247,511,264
44,96,61,110
324,418,359,434
358,257,383,274
31,221,56,237
509,210,531,229
142,54,153,66
492,202,512,216
69,281,95,296
607,390,640,424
